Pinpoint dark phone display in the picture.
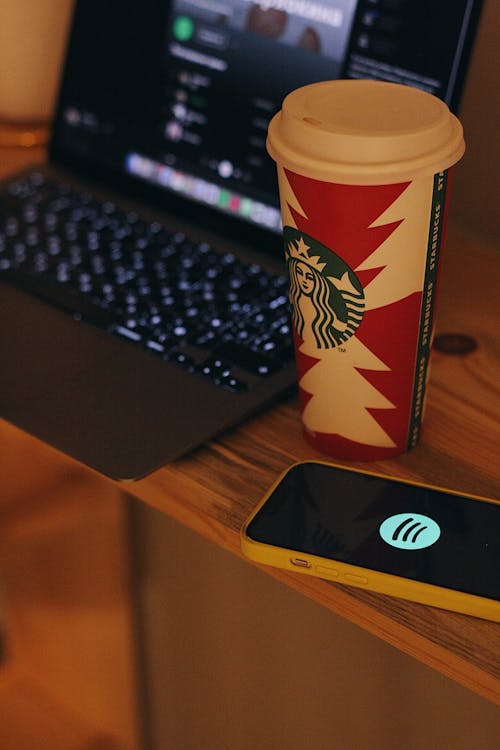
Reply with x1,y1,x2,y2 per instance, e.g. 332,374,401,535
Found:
246,463,500,601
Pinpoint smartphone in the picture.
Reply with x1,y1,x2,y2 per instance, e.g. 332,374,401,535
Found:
241,462,500,622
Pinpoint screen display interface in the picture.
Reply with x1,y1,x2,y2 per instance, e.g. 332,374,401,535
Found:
54,0,480,234
246,463,500,601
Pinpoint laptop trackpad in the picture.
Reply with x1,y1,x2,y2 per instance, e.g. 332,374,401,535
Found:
0,282,230,480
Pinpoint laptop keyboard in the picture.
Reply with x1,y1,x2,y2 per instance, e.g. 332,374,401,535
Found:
0,171,294,392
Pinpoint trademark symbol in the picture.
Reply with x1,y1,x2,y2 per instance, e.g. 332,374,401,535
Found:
338,346,346,353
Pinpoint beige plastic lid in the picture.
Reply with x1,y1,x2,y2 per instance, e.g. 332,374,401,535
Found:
267,80,465,184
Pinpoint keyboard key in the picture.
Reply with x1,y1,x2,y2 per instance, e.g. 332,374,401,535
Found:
196,356,232,381
219,374,248,392
114,325,142,342
168,350,196,370
215,342,283,376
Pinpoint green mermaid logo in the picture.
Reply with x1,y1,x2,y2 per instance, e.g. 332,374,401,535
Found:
285,227,365,349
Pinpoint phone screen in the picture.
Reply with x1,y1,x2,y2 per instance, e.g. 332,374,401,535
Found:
245,463,500,601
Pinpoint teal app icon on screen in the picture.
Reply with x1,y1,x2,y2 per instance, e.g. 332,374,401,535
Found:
379,513,441,550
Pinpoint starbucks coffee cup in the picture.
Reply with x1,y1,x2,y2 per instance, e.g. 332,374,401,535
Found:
267,80,465,460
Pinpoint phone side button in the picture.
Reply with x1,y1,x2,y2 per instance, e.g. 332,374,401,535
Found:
344,573,368,585
316,565,339,578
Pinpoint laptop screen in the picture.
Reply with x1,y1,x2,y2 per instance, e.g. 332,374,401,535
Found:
51,0,483,240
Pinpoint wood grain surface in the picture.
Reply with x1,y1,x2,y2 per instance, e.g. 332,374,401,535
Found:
130,230,500,705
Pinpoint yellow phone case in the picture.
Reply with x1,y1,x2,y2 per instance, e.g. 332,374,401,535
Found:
240,461,500,623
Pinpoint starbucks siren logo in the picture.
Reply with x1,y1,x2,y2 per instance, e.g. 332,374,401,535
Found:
285,226,365,349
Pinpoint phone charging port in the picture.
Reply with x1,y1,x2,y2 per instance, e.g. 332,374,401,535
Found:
290,557,312,569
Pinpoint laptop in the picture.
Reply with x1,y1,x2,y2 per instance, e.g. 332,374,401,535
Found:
0,0,483,480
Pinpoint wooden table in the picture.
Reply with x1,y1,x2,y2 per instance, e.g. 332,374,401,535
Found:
129,228,500,707
1,145,499,721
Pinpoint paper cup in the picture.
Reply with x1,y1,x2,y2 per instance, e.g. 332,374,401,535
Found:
267,80,465,460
